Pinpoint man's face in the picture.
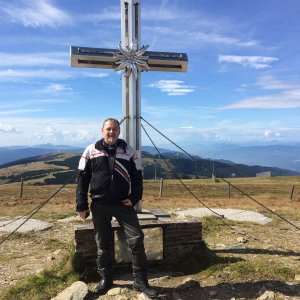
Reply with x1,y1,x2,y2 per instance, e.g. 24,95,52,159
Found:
102,120,120,145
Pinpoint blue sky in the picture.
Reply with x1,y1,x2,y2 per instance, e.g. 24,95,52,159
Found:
1,0,300,148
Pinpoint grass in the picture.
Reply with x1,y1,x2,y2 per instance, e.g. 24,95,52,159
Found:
0,244,81,300
170,241,243,275
0,177,299,216
169,241,296,284
143,177,300,202
224,260,295,282
0,176,299,299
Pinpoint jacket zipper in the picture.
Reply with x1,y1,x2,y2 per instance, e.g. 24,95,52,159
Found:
109,154,115,191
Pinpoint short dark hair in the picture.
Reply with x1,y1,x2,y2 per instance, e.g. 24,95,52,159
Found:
102,118,120,128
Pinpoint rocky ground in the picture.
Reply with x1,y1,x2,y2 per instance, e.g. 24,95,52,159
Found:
1,209,300,300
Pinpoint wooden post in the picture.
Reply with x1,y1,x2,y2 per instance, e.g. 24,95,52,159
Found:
19,178,24,198
212,174,216,183
290,185,295,200
228,182,231,198
159,178,164,199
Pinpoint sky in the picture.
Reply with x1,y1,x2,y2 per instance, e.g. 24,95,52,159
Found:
1,0,300,148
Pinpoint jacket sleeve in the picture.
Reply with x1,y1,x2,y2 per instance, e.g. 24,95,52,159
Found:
76,147,92,212
128,151,143,205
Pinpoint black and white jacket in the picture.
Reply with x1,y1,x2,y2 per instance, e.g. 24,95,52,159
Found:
76,138,143,211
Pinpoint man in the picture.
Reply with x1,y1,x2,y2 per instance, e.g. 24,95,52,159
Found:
76,118,157,298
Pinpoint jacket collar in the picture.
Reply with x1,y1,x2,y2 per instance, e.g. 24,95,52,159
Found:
95,138,127,152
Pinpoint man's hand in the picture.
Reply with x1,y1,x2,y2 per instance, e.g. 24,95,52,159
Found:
78,210,90,219
122,199,133,206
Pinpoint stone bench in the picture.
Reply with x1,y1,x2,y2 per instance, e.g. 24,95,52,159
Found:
74,211,202,266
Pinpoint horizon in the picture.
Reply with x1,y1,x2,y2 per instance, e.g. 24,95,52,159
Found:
1,0,300,147
2,140,300,149
1,142,300,172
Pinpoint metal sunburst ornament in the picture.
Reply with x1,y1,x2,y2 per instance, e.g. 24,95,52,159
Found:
115,39,149,79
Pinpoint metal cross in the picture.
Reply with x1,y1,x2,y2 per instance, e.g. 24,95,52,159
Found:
70,0,188,210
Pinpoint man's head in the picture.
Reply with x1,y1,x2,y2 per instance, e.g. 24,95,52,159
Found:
102,118,120,145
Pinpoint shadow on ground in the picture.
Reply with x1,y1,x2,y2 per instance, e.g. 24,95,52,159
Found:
82,279,300,300
173,280,300,300
213,248,300,257
72,243,300,299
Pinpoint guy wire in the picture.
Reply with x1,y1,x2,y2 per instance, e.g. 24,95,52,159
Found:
0,116,128,246
0,171,77,246
140,117,300,232
141,122,245,236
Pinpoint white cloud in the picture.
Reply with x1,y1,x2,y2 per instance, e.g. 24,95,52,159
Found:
257,76,295,90
0,52,68,67
158,119,296,144
1,116,300,147
218,55,278,69
46,125,55,134
40,83,73,94
34,127,96,144
38,125,91,143
0,69,110,82
29,99,71,104
146,26,258,50
142,2,258,49
264,130,281,139
223,89,300,109
77,6,120,22
1,0,72,28
0,123,21,134
224,76,300,110
78,3,196,24
33,125,57,140
81,72,110,78
0,118,100,146
142,4,197,21
0,109,46,116
180,126,194,129
62,129,96,143
149,80,195,96
143,105,191,119
0,69,73,81
194,33,257,47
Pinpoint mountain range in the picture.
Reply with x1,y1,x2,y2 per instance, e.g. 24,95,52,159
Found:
182,143,300,173
0,143,300,174
0,144,83,166
0,144,298,185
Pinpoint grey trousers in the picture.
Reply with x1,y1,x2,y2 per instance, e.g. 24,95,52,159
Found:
91,201,147,276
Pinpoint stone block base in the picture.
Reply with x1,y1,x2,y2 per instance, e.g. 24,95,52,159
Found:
75,215,202,265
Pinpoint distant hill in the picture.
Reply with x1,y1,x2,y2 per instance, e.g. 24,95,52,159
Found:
0,144,83,166
2,143,300,173
0,151,298,185
183,143,300,173
0,152,79,185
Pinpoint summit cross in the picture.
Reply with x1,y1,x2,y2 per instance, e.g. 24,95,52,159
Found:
70,0,188,210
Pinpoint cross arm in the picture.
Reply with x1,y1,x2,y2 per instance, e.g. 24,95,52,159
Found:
70,46,119,70
71,46,188,72
146,50,188,72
